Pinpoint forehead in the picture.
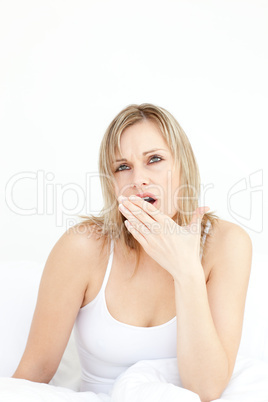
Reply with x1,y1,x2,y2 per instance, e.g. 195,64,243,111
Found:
116,120,169,155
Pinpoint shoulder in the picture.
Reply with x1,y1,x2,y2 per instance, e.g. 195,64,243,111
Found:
208,218,251,241
209,218,252,251
63,222,104,250
46,223,109,276
205,218,252,278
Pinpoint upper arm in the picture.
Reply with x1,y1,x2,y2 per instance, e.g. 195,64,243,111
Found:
13,223,98,382
206,221,252,379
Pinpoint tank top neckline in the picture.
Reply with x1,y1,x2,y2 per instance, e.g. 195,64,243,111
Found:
101,239,177,330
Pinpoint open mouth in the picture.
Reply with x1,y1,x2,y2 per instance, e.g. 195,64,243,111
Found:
135,192,158,207
138,195,158,207
142,196,156,204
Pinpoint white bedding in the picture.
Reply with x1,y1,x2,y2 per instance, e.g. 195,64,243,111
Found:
1,355,268,402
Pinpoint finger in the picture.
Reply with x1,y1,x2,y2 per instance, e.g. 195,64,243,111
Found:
124,220,149,248
118,201,153,233
118,197,158,228
127,195,163,221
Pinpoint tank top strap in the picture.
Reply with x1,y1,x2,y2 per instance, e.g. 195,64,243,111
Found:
202,219,211,246
200,219,211,260
100,238,115,291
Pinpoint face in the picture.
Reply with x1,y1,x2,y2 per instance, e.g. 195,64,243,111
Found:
112,120,181,218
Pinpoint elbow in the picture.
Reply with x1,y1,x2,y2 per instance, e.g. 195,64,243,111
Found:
182,383,224,402
196,381,228,402
199,392,222,402
181,358,230,401
183,377,227,402
12,365,56,384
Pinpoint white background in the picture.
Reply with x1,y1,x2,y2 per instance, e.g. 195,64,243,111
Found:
0,0,267,264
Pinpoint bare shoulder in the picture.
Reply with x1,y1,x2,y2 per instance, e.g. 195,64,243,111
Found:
204,218,252,277
208,218,252,243
63,222,105,252
208,218,252,248
45,222,108,277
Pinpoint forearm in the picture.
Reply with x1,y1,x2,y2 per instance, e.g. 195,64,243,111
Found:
174,265,229,401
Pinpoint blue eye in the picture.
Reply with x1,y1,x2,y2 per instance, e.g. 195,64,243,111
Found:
149,155,162,163
116,164,129,172
115,155,162,172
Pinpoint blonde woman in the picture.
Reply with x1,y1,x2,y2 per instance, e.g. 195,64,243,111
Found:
12,103,252,402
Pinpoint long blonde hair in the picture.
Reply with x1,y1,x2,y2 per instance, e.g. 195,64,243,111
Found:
78,103,219,271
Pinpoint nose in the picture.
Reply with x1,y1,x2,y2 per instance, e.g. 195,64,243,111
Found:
131,165,150,189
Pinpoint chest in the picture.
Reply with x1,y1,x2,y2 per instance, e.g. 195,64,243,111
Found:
105,259,177,327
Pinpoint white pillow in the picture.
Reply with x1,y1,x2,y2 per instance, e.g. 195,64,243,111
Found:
0,260,81,390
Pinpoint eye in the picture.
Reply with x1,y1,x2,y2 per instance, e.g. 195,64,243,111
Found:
149,155,162,163
114,155,163,173
115,164,129,172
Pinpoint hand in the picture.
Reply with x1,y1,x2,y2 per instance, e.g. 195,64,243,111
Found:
118,195,210,279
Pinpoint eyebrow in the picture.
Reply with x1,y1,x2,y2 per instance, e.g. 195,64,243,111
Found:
113,148,168,163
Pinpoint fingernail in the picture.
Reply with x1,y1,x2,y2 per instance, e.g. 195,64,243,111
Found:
118,203,127,212
118,195,127,202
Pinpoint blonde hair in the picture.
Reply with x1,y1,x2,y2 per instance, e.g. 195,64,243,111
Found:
78,103,219,271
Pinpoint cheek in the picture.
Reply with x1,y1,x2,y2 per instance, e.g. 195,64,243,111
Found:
112,175,132,197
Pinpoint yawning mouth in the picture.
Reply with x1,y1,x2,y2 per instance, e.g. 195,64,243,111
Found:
142,196,155,204
136,193,158,206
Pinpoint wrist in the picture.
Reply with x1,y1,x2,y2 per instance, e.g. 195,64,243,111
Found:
173,261,206,287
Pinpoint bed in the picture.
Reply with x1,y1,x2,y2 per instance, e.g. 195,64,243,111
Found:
0,252,268,401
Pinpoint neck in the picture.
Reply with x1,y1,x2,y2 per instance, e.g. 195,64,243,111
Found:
116,237,160,268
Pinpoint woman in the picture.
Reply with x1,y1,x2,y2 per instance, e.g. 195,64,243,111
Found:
12,103,252,402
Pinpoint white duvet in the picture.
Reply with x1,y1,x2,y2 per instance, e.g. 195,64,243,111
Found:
1,355,268,402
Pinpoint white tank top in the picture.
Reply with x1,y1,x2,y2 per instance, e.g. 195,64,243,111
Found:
74,220,211,394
